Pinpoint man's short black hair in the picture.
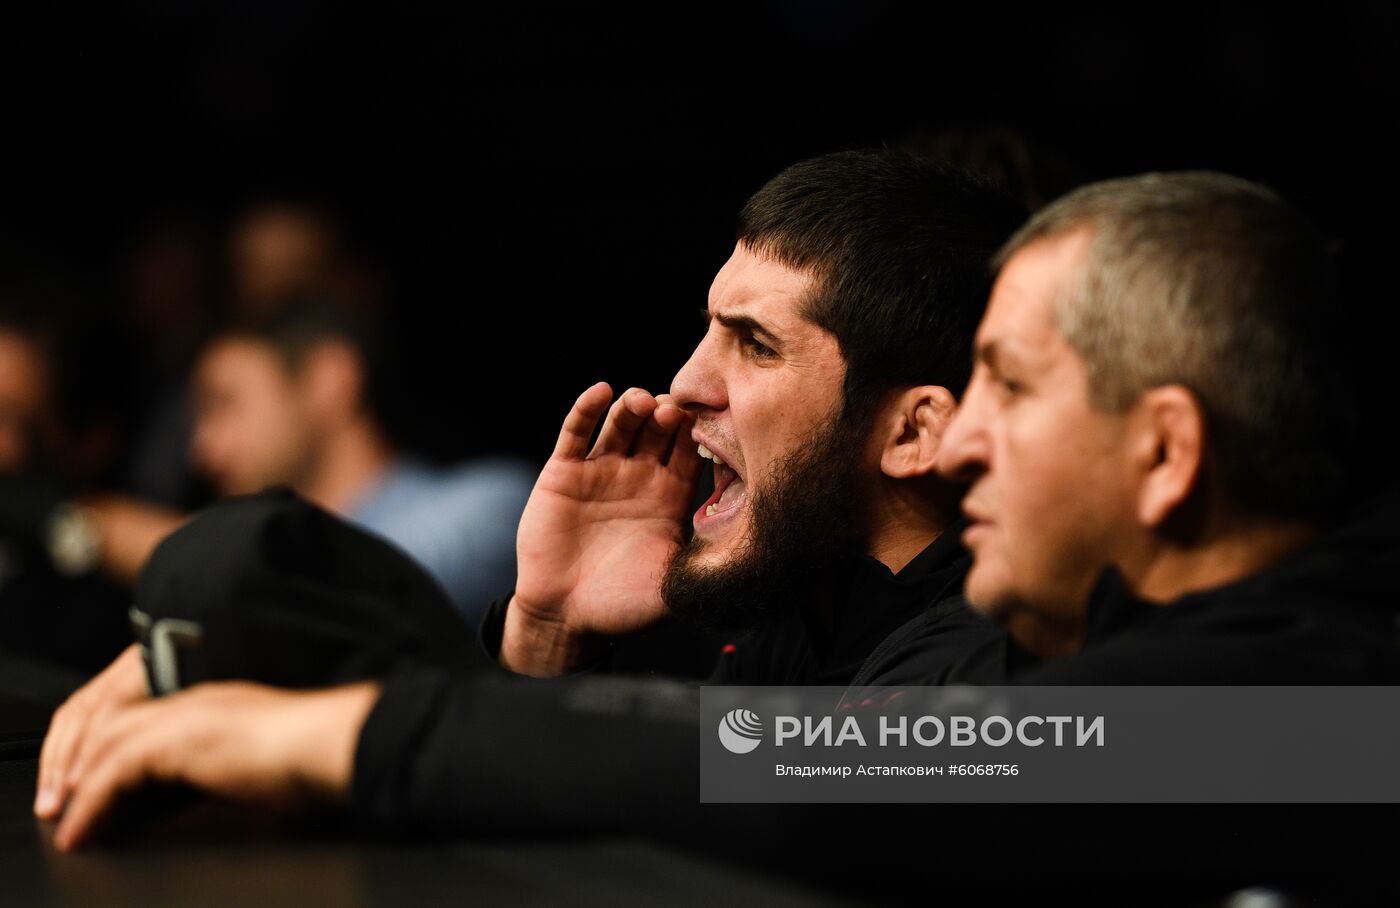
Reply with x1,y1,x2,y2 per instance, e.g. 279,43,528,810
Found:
737,150,1027,425
215,302,393,430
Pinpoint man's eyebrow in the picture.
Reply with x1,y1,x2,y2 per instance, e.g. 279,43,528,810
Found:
977,338,1036,374
704,309,787,350
975,339,1000,368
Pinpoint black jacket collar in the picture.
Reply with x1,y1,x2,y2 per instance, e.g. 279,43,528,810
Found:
793,519,972,683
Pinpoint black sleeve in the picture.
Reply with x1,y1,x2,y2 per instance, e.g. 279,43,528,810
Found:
351,667,705,836
1010,619,1400,685
473,596,512,668
474,595,620,677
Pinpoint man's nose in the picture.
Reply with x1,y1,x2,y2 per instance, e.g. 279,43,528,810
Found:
669,333,725,413
936,395,991,483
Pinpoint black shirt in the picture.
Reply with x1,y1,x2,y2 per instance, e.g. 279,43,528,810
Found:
710,521,1006,686
1014,492,1400,684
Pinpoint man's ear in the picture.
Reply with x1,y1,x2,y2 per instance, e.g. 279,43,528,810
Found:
299,340,367,425
1131,384,1206,528
878,385,957,480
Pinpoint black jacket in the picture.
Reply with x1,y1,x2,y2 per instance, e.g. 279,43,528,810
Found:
707,522,1009,686
1014,491,1400,684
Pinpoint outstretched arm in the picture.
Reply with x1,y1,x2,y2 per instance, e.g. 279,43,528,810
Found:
50,679,381,851
46,668,712,851
80,493,189,585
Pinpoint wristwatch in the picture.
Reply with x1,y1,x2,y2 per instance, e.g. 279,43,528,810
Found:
43,502,103,577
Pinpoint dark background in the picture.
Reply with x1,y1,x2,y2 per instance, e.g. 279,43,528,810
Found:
3,0,1396,469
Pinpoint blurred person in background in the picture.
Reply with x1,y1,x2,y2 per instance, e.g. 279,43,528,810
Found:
0,299,130,674
228,201,384,321
0,314,52,476
120,200,385,510
118,215,218,509
87,304,534,623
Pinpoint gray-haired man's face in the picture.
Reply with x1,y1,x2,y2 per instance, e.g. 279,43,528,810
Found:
937,230,1142,657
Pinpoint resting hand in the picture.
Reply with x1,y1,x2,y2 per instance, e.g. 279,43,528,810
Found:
502,383,700,676
35,644,149,821
50,679,381,851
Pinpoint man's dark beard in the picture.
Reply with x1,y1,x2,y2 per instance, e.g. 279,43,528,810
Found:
661,410,872,632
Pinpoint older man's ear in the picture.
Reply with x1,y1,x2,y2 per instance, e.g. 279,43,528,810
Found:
1130,384,1207,529
878,385,958,480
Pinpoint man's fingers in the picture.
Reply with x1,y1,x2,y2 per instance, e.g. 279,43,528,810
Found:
65,699,155,796
552,383,613,460
35,701,89,819
54,740,149,852
589,388,657,457
666,412,703,478
54,695,189,851
36,644,148,820
632,399,688,461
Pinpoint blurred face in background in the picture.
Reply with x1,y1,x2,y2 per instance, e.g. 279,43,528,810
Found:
191,337,317,496
0,329,51,474
229,207,336,320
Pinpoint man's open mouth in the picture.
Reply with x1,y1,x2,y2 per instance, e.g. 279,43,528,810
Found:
695,443,747,528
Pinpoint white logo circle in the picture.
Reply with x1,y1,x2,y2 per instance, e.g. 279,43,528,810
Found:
717,708,764,754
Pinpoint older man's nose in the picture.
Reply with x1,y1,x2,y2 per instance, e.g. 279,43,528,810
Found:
936,407,990,483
